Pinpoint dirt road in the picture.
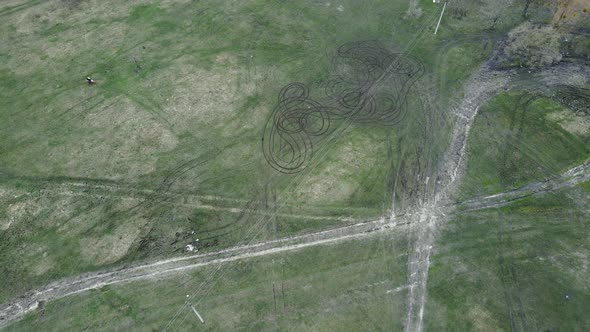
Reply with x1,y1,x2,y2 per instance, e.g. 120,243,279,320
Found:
460,160,590,211
404,63,510,332
0,216,407,327
1,159,588,328
403,60,590,331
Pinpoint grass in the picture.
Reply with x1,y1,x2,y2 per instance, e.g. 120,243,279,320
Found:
428,83,590,329
427,186,590,331
459,92,590,200
5,233,410,331
578,180,590,193
0,0,537,316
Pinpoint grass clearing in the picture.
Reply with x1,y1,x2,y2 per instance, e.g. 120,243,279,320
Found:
427,186,590,331
459,92,590,200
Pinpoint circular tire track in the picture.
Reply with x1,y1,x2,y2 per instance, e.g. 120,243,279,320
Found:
262,40,425,174
552,84,590,116
326,40,425,125
262,83,332,174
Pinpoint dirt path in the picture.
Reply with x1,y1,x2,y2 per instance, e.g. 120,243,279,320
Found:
1,179,362,223
404,64,510,332
459,160,590,211
0,216,409,327
1,158,588,328
403,60,590,332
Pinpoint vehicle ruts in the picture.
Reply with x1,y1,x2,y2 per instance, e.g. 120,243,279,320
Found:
262,40,425,174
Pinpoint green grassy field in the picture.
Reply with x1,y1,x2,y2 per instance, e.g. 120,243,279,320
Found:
2,0,575,329
427,83,590,330
427,184,590,331
0,0,516,303
459,92,590,200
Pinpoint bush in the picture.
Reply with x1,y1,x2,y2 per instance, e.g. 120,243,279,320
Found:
504,22,562,67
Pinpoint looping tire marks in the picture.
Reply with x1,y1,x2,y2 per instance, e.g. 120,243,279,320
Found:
326,41,425,125
552,84,590,116
262,40,425,174
498,84,590,184
262,83,332,174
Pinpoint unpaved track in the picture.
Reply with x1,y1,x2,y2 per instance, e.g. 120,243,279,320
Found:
460,160,590,211
403,61,590,332
0,216,408,327
4,179,361,222
404,64,510,332
1,159,588,328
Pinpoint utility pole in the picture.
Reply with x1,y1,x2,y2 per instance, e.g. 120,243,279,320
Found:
434,2,447,35
189,304,205,324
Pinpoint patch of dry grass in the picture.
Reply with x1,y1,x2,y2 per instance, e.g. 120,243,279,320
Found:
547,109,590,136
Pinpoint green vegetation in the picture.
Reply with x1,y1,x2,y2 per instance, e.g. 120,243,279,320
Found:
436,40,492,107
5,234,409,331
578,180,590,193
459,92,590,200
2,0,570,329
430,80,590,329
427,186,590,330
0,0,519,303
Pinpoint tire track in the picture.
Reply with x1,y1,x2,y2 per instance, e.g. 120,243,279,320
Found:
404,63,510,332
2,43,590,332
1,157,588,328
1,178,366,222
404,61,590,332
497,230,530,332
0,216,409,327
459,160,590,212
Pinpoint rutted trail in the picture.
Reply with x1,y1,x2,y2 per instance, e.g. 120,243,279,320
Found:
403,61,590,331
459,160,590,211
0,216,406,327
0,157,588,328
0,178,362,223
404,64,510,332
